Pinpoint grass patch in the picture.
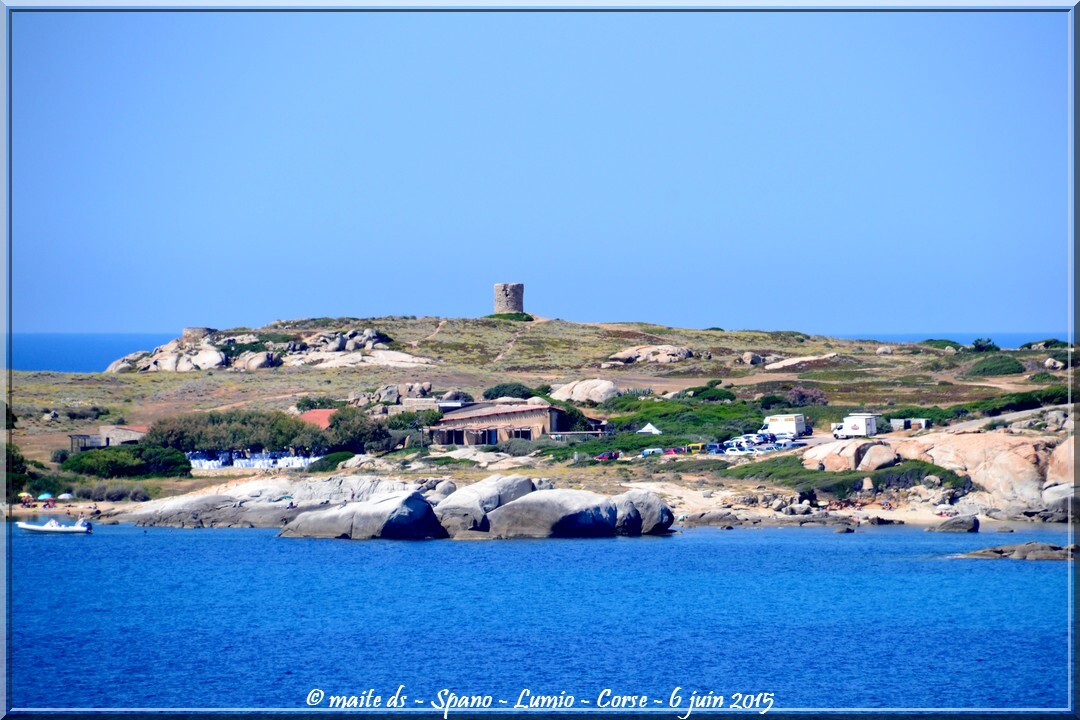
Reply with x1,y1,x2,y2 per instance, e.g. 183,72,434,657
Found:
721,456,968,495
306,451,355,473
426,456,479,467
1027,372,1059,384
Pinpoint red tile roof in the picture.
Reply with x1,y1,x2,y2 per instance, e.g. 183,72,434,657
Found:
298,409,338,430
118,425,150,433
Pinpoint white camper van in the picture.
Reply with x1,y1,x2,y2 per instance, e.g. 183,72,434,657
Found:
759,414,808,438
831,413,880,439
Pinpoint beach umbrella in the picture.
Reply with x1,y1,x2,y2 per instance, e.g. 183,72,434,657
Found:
57,493,74,500
37,493,53,500
17,492,31,498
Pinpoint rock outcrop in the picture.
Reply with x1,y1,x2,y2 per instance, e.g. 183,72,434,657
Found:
894,432,1061,511
612,489,674,535
802,439,893,472
487,489,618,538
279,491,447,540
550,379,620,404
930,515,979,533
962,541,1075,560
763,353,838,371
434,474,537,536
607,345,693,365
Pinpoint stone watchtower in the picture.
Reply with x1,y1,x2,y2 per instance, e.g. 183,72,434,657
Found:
494,283,525,314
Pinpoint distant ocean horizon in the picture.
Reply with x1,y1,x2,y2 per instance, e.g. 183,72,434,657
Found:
6,330,1072,373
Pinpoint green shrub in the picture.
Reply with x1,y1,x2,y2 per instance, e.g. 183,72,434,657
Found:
923,339,964,351
482,382,536,400
970,338,1000,353
685,386,736,402
966,355,1024,377
385,410,443,430
326,408,392,454
65,406,109,421
496,438,538,457
1027,372,1058,384
129,486,150,502
296,396,346,412
721,456,968,496
145,410,329,454
484,312,534,322
61,445,191,479
1020,338,1067,350
307,451,355,473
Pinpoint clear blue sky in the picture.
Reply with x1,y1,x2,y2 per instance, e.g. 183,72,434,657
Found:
12,10,1071,335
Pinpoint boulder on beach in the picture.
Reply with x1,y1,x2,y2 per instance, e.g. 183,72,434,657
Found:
486,489,617,538
434,474,537,536
612,489,674,536
279,491,447,540
679,510,742,527
930,515,979,533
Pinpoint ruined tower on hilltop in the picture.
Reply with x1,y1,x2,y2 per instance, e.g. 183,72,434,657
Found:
494,283,525,314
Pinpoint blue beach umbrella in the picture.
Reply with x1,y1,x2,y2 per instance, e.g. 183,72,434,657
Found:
37,493,53,500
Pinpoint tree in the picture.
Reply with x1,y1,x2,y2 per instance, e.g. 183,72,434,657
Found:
327,408,391,454
5,402,16,430
971,338,1000,353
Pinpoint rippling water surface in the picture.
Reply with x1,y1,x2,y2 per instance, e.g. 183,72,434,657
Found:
9,522,1072,712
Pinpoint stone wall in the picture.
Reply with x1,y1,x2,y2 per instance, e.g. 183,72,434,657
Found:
494,283,525,314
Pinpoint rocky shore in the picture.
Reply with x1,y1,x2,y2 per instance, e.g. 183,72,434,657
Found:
114,473,675,541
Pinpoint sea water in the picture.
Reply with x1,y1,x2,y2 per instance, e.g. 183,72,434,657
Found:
9,523,1072,712
9,333,177,373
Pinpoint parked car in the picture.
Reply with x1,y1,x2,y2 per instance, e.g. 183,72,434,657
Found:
705,443,725,454
640,448,664,457
725,447,751,456
594,451,621,461
687,443,706,454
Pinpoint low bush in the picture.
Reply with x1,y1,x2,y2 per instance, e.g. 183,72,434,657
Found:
296,396,346,412
496,438,540,457
129,486,151,502
721,456,968,496
385,410,443,430
966,355,1025,377
307,451,355,473
50,449,70,464
1027,372,1058,383
484,312,534,322
923,339,964,351
61,445,191,478
65,406,109,421
785,386,828,407
970,338,1000,353
1020,338,1067,350
482,382,536,400
685,386,736,402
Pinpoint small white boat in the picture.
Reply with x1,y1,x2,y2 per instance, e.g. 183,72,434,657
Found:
16,517,93,534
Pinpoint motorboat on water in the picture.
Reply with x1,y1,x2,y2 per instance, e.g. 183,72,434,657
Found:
16,517,93,534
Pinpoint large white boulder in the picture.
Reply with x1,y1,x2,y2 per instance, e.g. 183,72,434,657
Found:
550,379,620,404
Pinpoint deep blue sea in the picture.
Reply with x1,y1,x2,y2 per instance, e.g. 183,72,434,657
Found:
9,523,1073,713
7,331,1071,374
9,333,177,373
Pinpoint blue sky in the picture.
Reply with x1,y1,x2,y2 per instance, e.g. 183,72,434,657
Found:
11,10,1071,335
